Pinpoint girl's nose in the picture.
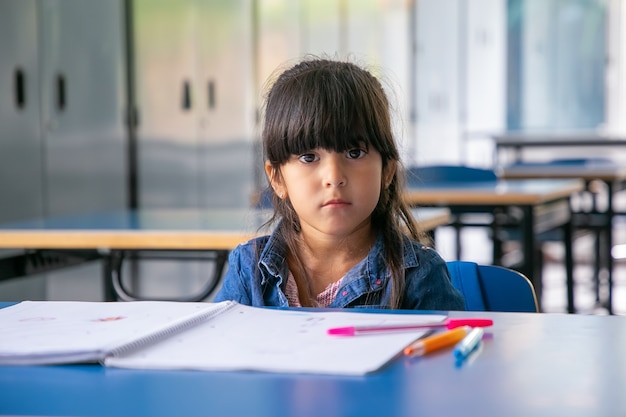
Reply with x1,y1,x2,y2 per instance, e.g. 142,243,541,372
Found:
323,156,347,187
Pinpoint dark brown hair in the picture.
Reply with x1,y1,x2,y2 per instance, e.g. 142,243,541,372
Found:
262,57,428,308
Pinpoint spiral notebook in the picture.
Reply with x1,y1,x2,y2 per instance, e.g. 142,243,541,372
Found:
0,300,233,366
0,300,444,375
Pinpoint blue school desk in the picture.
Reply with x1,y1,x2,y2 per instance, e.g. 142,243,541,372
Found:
1,304,625,417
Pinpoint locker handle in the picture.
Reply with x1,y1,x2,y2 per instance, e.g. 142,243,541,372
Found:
207,80,216,110
56,73,66,111
182,80,192,110
14,68,26,109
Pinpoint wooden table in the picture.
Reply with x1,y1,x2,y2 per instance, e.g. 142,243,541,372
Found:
0,208,450,301
404,179,585,312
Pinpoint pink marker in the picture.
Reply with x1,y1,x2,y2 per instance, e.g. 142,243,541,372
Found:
327,318,493,336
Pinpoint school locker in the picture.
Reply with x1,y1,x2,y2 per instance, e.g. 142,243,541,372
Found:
0,0,44,223
0,0,46,300
0,0,128,300
196,0,256,209
134,0,255,210
39,0,128,217
133,0,201,209
129,0,256,299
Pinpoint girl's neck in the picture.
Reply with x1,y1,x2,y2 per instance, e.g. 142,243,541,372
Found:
291,224,376,295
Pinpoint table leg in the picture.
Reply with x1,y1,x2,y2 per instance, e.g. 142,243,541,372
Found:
606,182,614,314
102,250,228,302
564,216,575,313
101,252,121,302
521,205,541,307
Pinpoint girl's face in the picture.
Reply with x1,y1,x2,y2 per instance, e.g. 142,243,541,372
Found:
266,143,395,241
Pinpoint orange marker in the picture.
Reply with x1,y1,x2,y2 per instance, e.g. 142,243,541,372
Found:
403,326,469,357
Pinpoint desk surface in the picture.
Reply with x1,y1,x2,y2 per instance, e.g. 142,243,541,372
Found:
493,131,626,147
0,208,450,250
1,306,625,417
404,178,584,206
499,161,626,182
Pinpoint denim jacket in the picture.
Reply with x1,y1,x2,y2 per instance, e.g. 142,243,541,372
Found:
214,228,465,311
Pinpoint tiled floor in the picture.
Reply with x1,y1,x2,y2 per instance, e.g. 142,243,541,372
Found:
434,219,626,315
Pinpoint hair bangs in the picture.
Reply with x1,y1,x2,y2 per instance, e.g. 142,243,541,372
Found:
265,65,388,163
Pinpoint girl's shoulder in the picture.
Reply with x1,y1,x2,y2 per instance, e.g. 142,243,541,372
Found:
233,234,271,255
400,235,446,268
232,231,286,262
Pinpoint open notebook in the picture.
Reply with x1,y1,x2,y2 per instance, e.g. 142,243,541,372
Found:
0,300,445,375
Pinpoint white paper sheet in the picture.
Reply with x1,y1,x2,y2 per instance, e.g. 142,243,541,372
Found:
0,300,230,365
105,304,445,375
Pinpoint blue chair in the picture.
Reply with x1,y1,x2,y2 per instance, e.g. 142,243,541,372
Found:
407,165,497,186
447,260,539,312
506,157,613,168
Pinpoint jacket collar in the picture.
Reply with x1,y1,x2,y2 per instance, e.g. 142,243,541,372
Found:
257,224,422,287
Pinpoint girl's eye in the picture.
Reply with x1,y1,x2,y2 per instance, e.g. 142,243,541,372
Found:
298,153,318,163
346,148,366,159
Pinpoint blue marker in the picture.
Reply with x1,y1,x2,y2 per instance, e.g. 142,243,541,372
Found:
453,327,484,362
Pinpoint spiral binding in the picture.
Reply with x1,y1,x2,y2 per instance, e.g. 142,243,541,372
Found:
107,301,236,358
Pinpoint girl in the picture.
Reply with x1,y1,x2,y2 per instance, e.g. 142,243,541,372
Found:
214,57,464,310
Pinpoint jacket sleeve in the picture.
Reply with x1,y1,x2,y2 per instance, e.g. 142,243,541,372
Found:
212,245,252,305
404,247,465,311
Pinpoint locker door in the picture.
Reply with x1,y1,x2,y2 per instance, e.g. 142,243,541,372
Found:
38,0,128,301
0,0,44,222
39,0,128,216
346,0,384,64
0,0,46,300
253,0,304,196
197,0,256,209
301,0,342,57
346,0,412,159
414,0,463,165
256,0,303,94
134,0,201,209
128,0,214,300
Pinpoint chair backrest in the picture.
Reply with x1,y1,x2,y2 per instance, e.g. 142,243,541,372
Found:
446,261,538,312
507,157,613,168
407,165,497,187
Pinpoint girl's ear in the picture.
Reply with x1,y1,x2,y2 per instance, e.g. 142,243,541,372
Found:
265,161,286,199
383,161,397,189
